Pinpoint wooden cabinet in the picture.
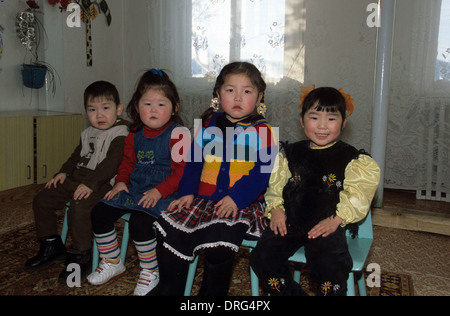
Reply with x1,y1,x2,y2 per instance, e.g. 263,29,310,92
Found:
0,115,34,189
0,111,84,191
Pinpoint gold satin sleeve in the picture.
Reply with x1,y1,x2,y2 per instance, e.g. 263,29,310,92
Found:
264,153,291,219
336,155,380,225
264,152,380,223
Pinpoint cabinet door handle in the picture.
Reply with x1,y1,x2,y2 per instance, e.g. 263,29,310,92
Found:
27,165,31,180
43,164,47,178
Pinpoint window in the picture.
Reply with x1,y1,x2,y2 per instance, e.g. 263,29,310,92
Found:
191,0,286,79
435,0,450,82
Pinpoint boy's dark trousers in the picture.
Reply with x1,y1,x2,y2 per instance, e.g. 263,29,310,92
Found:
249,226,352,296
33,170,110,252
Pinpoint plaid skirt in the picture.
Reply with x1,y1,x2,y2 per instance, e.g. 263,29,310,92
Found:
154,198,268,261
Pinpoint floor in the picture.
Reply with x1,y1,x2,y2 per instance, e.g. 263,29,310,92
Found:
367,225,449,296
374,189,450,236
0,185,449,296
370,189,450,295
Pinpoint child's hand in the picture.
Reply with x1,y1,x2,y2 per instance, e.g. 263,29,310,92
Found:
269,208,287,236
104,182,129,201
138,188,162,209
73,184,93,200
215,196,238,219
168,194,194,211
308,215,343,239
45,173,67,189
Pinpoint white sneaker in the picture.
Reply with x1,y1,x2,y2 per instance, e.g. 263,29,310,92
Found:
133,269,159,296
87,258,126,285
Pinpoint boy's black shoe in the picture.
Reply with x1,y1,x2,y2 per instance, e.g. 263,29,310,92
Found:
24,235,66,272
58,248,92,284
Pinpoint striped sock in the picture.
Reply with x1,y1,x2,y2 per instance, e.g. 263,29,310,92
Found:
134,239,158,271
94,230,121,264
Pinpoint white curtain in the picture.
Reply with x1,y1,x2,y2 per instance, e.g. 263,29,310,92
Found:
386,0,450,195
145,0,450,193
147,0,306,142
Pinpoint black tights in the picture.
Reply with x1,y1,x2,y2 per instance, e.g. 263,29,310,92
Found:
153,231,236,296
91,202,156,242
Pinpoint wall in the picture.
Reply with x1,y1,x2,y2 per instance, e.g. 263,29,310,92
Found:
57,0,126,115
303,0,377,150
0,0,126,116
1,0,449,192
121,1,154,106
0,1,40,110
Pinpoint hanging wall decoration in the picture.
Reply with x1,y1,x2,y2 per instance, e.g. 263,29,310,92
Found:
48,0,112,67
16,1,58,92
16,10,37,52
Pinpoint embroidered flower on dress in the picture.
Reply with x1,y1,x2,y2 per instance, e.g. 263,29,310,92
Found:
125,198,135,207
328,173,337,184
323,173,338,187
333,284,341,293
290,172,301,184
268,278,281,292
321,281,332,296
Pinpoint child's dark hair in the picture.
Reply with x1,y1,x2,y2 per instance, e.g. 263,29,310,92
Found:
300,87,346,121
201,62,267,123
127,69,184,131
84,81,121,109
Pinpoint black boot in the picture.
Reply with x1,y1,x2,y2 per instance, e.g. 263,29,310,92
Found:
198,248,235,296
24,235,66,272
148,244,189,296
58,248,92,284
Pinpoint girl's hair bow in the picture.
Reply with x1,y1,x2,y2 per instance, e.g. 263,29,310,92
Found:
150,68,163,77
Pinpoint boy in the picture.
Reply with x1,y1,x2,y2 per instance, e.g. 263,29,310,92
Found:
24,81,129,283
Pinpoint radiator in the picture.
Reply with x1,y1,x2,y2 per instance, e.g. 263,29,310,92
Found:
416,97,450,202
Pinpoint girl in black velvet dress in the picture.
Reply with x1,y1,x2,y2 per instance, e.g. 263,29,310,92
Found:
249,87,380,296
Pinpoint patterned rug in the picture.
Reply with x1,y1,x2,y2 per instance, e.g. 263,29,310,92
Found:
0,222,414,296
